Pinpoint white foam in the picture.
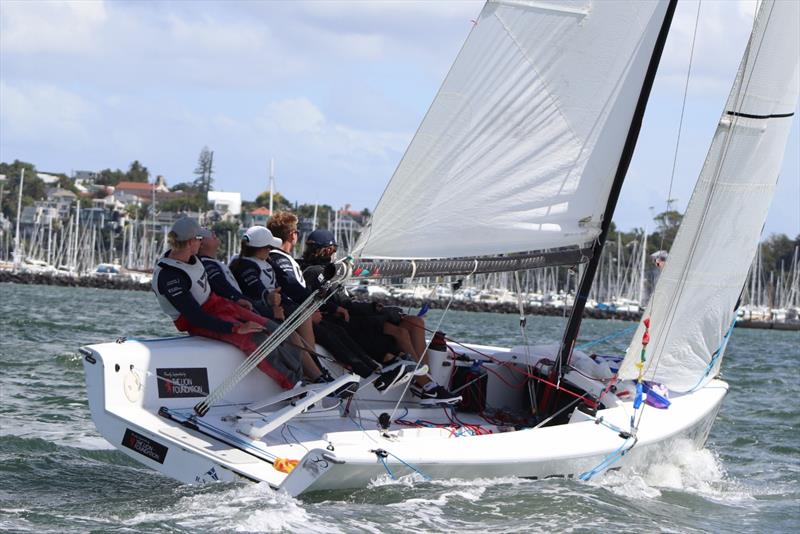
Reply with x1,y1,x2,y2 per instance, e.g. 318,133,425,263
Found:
588,440,754,504
122,482,326,533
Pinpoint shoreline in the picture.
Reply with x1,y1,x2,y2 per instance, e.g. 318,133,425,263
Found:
1,271,797,330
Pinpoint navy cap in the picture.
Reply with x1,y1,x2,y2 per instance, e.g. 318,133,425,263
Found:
306,229,336,247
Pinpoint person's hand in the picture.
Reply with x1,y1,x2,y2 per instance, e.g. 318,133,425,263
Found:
236,298,253,310
335,306,350,322
234,321,264,334
273,306,285,321
267,287,282,307
312,310,323,324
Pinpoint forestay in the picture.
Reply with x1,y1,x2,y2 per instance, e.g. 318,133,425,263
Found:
355,0,670,260
619,0,799,392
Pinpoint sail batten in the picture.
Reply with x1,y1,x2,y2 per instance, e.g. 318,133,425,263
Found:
618,0,800,392
355,1,671,261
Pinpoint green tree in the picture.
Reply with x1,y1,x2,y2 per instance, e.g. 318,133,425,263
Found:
0,160,46,219
95,168,126,186
126,160,149,183
649,209,683,253
254,190,293,212
193,147,214,199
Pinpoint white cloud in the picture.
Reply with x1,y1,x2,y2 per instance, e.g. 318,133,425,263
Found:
265,98,326,134
0,0,106,54
0,81,96,146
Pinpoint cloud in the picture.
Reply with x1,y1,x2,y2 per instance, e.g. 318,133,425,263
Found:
0,0,107,54
0,81,97,146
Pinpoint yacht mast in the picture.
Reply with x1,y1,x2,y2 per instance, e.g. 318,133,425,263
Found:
552,0,678,384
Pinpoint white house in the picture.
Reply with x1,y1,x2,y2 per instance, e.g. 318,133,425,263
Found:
207,191,242,216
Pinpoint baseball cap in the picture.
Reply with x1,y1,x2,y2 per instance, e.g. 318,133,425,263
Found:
197,228,214,239
306,229,336,247
170,217,202,241
243,225,282,248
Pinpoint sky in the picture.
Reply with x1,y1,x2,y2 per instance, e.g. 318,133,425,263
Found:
1,0,797,237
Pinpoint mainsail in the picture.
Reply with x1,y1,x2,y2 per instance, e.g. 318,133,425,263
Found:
618,0,800,392
354,0,671,263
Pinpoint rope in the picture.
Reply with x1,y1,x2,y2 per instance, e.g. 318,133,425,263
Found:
389,290,458,422
575,324,638,351
687,316,737,392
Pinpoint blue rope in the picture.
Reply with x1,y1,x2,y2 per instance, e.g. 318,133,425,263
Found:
688,317,737,392
378,455,396,479
578,436,637,481
576,324,638,351
384,450,431,481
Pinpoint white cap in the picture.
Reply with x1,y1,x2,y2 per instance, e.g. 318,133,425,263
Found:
243,225,282,248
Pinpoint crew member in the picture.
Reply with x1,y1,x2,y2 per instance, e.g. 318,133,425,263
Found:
151,218,309,389
301,228,460,404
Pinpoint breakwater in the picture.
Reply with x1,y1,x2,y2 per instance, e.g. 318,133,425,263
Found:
0,269,150,292
2,269,797,329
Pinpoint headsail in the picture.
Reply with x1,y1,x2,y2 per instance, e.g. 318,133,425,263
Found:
618,0,800,392
355,0,671,263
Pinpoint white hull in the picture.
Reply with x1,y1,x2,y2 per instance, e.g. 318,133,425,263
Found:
81,336,727,496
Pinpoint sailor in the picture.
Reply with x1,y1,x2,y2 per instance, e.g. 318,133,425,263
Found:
268,212,422,393
151,217,307,390
300,228,461,405
195,226,335,386
227,225,331,383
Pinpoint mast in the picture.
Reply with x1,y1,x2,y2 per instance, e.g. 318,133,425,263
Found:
269,158,275,217
13,168,24,266
553,0,678,381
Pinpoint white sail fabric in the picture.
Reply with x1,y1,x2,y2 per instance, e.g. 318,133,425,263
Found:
355,0,670,260
618,0,800,392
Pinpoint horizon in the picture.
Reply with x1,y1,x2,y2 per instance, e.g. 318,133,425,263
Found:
1,0,798,238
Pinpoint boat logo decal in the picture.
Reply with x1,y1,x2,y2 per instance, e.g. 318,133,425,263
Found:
302,455,329,476
122,428,168,464
156,368,210,398
195,466,220,484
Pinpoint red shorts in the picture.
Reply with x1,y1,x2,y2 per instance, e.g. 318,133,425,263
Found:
174,293,294,389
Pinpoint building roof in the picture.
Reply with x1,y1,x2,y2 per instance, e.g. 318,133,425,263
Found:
116,181,156,191
251,207,271,216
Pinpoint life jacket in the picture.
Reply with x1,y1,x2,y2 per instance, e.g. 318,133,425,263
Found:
152,254,211,320
269,248,306,288
199,255,242,292
237,256,277,290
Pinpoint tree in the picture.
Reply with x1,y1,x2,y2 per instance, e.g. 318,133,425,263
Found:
649,209,683,253
254,190,293,212
95,168,126,186
0,160,46,219
126,160,149,183
193,147,214,199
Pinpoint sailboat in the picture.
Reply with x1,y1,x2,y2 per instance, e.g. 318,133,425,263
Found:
81,0,798,495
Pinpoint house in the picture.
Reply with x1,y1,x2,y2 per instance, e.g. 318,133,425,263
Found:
45,188,78,219
114,180,169,200
20,204,60,226
207,191,242,216
246,206,271,227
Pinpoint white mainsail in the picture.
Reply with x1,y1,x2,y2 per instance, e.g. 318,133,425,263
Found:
355,0,670,260
619,0,800,392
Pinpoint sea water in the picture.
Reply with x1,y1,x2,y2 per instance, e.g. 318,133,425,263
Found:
0,282,797,533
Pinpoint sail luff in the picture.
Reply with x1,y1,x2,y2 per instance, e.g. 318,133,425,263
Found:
552,0,678,381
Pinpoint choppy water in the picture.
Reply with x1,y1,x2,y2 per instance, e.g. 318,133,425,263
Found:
0,282,798,533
